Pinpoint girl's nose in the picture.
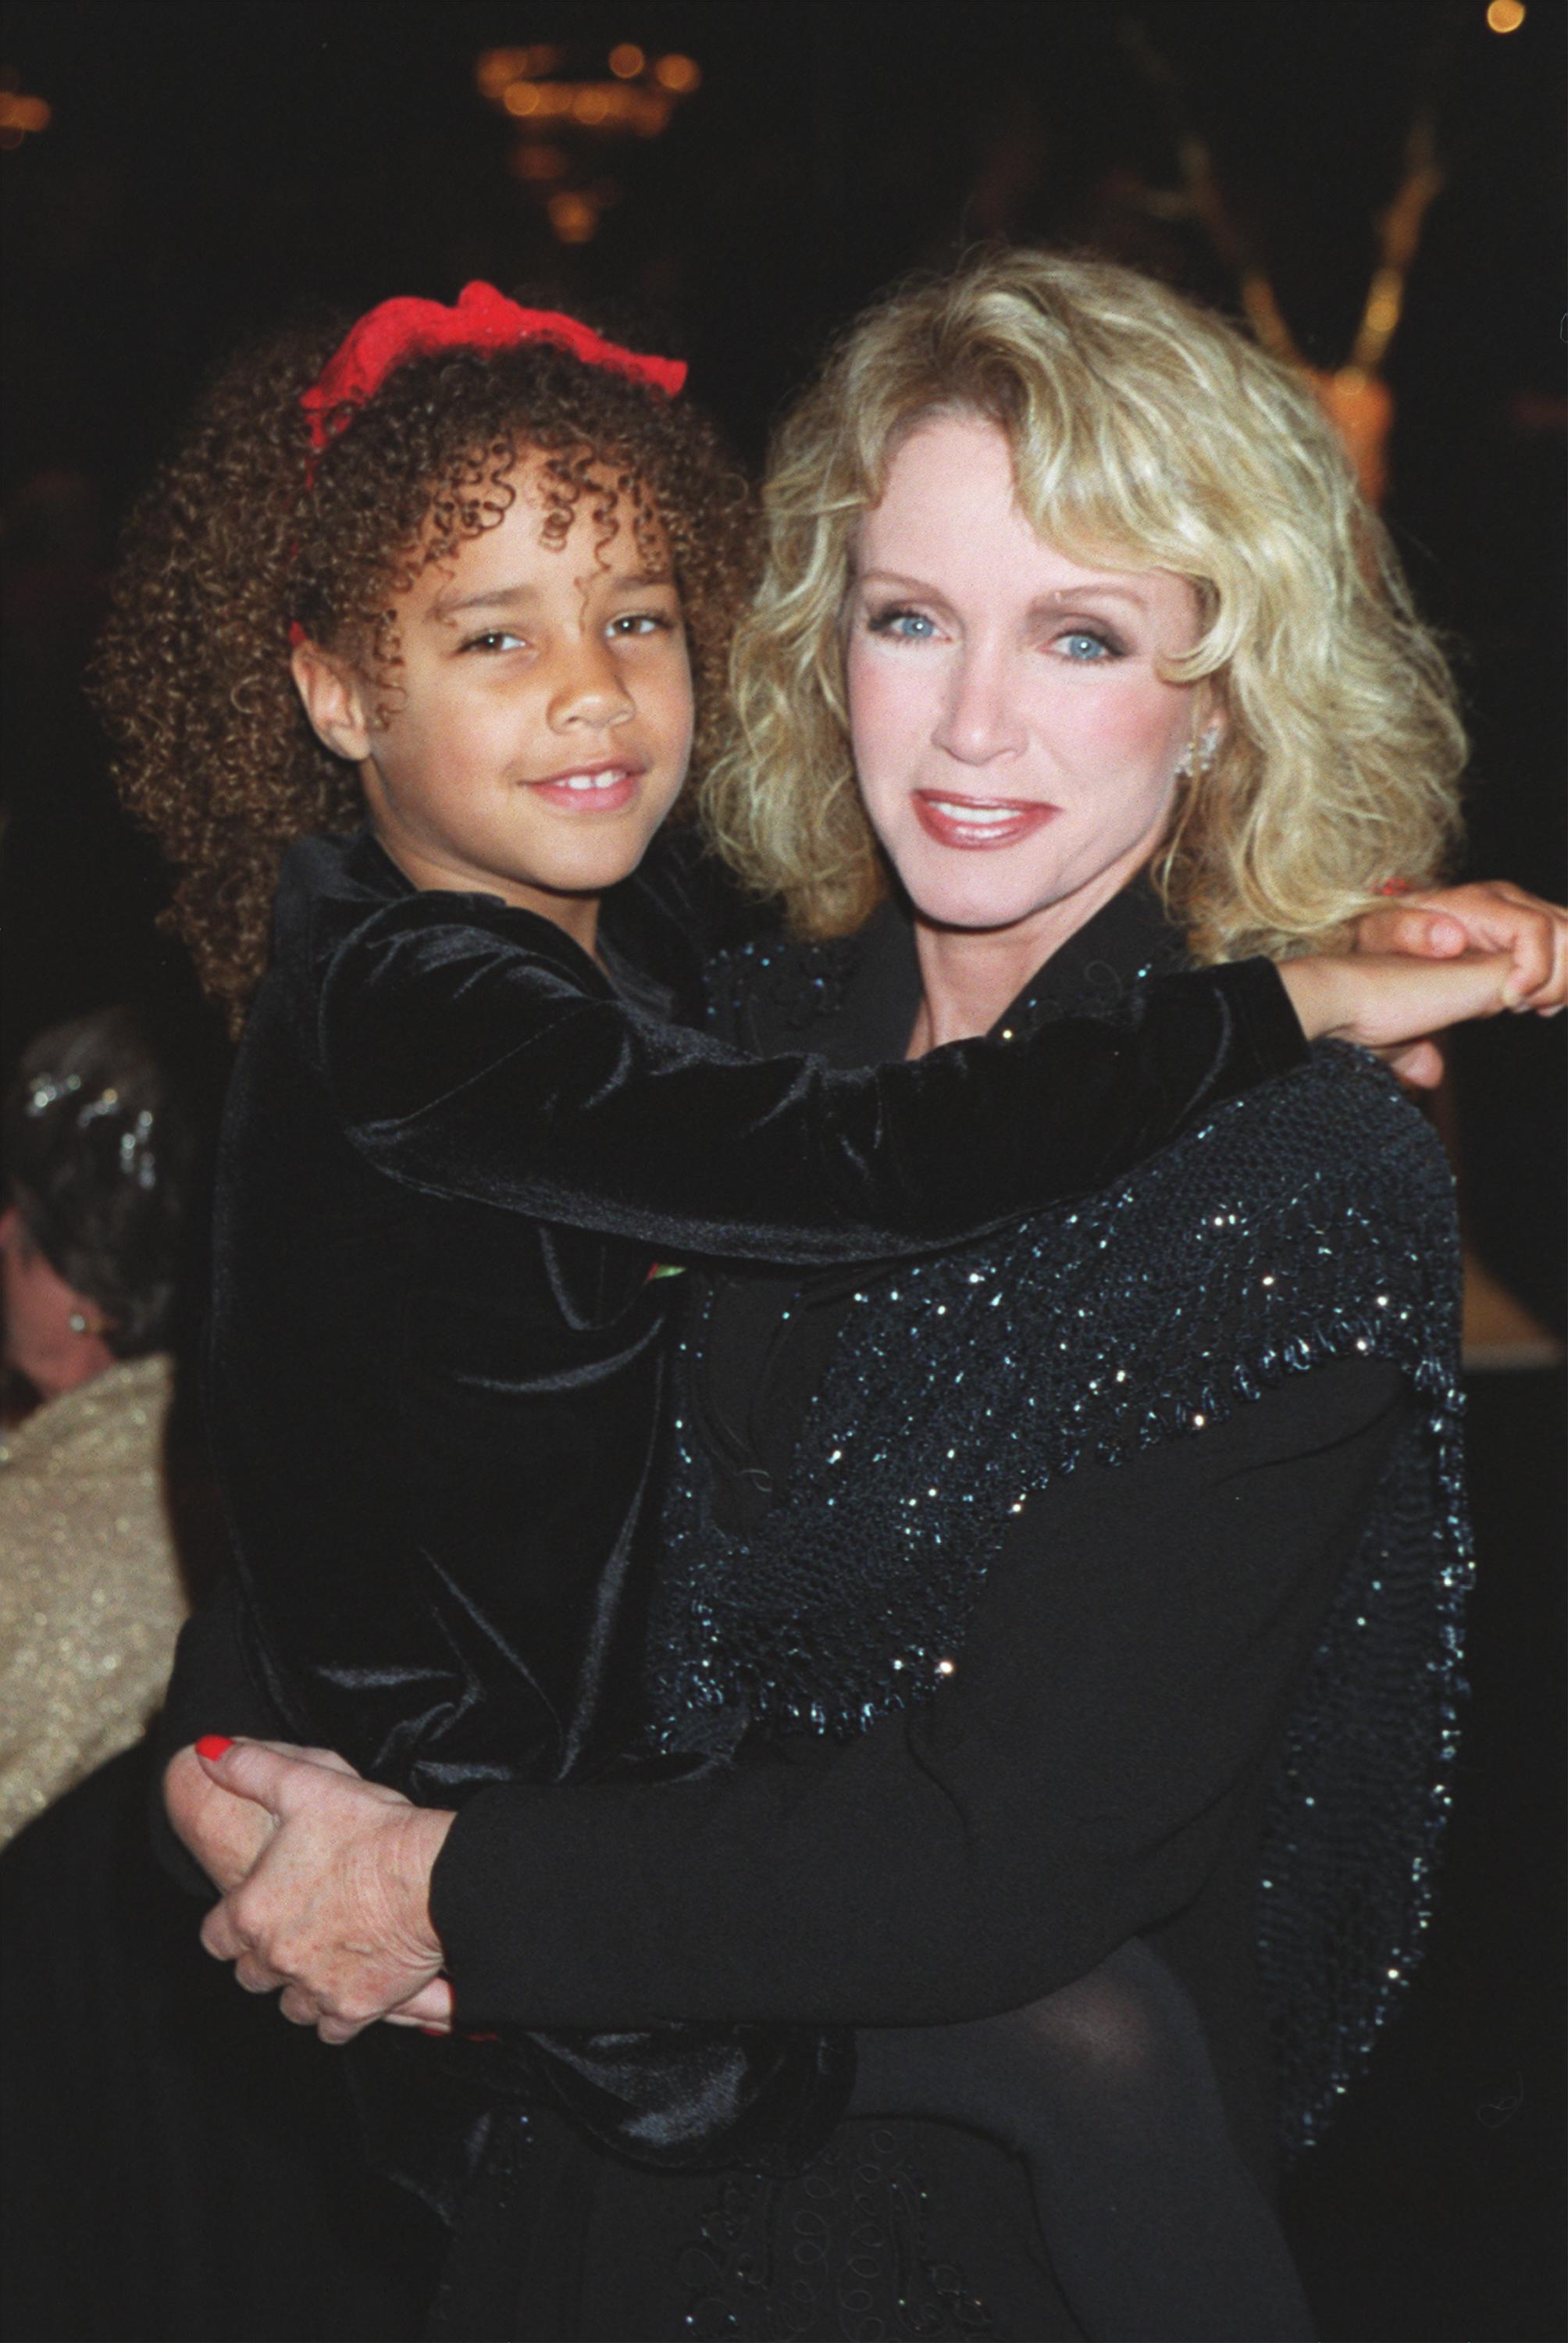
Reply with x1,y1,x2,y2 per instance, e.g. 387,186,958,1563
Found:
548,636,634,730
931,645,1026,765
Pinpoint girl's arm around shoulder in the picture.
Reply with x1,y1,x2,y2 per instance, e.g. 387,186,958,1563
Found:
317,891,1312,1265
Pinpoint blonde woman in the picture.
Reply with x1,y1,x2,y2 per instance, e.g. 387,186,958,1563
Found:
169,252,1564,2341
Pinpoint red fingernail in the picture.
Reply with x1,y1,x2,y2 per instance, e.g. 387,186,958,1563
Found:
195,1735,234,1760
419,2025,447,2038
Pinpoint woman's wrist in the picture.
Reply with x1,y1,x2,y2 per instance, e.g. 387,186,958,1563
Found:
390,1803,457,1966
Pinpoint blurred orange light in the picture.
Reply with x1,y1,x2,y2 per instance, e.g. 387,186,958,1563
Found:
549,191,598,244
476,48,532,98
633,91,672,135
510,142,568,181
573,86,611,123
0,88,48,134
654,53,701,94
502,80,540,116
608,44,645,79
1484,0,1525,26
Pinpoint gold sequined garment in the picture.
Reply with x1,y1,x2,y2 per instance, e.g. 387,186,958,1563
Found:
0,1353,189,1846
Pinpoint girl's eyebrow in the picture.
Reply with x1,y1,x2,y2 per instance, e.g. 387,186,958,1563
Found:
429,572,674,620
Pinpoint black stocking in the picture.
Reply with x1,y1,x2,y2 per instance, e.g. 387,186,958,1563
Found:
850,1937,1316,2343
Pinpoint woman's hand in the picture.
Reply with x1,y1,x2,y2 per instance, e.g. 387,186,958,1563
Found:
165,1734,360,1894
1278,949,1526,1076
192,1737,457,2045
1352,881,1567,1013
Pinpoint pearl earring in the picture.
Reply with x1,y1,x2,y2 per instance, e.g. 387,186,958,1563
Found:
1176,723,1221,782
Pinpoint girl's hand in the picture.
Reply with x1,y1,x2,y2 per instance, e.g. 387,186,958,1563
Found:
194,1737,456,2045
1278,950,1520,1072
1352,882,1567,1015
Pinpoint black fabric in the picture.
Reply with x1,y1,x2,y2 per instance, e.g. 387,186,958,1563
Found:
189,822,1303,2187
0,1741,442,2343
212,826,1301,1803
434,1354,1407,2038
850,1940,1317,2343
425,890,1459,2338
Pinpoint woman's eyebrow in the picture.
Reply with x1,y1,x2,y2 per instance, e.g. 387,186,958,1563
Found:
1033,583,1149,614
854,567,957,608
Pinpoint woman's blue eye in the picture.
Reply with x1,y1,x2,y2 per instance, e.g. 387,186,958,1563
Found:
871,608,937,641
1058,630,1113,661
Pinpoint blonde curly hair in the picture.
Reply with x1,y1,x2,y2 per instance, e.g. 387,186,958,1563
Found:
701,248,1465,958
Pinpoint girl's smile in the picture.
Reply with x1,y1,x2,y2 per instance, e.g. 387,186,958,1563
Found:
292,457,693,956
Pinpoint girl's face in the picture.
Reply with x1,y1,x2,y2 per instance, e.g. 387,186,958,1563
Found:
298,455,693,947
845,414,1204,943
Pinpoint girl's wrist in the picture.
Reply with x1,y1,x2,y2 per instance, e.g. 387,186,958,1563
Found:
1275,955,1340,1041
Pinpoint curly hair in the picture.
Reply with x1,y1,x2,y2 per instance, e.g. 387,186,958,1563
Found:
702,248,1466,959
91,310,753,1029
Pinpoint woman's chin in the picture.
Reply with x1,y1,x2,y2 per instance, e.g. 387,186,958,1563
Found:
898,865,1063,937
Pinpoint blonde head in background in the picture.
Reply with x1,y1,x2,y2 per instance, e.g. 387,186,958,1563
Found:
703,246,1465,960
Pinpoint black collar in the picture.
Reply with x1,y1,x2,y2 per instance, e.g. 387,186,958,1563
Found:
803,880,1188,1072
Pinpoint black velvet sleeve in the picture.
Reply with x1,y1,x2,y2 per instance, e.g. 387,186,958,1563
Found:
320,896,1306,1263
431,1357,1409,2027
148,1578,303,1898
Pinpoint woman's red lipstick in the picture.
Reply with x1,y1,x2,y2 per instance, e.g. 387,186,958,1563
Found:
911,790,1058,851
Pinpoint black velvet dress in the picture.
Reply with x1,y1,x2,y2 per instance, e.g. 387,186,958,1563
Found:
196,822,1305,2187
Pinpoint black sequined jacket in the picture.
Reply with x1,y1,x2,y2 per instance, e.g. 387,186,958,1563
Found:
433,886,1466,2183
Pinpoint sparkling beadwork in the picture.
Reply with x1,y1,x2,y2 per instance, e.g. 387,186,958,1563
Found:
651,989,1467,2168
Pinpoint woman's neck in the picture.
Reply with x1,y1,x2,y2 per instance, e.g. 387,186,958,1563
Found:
907,850,1153,1055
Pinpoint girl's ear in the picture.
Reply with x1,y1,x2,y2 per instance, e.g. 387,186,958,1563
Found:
290,640,372,763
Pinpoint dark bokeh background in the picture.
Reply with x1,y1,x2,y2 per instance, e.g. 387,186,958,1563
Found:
2,5,1562,2338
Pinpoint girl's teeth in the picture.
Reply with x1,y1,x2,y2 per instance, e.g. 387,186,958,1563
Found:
562,771,624,791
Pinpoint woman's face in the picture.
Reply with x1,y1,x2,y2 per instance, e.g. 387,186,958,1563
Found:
0,1206,114,1403
845,414,1204,940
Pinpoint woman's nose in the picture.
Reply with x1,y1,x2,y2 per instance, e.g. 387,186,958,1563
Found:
547,636,634,730
931,645,1026,764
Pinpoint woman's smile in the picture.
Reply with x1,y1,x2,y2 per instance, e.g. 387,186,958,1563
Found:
911,790,1062,851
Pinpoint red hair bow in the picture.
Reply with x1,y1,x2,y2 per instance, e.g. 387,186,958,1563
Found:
300,281,686,458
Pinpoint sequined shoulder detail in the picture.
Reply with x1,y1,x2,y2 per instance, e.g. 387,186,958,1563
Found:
650,1044,1467,2160
703,933,864,1049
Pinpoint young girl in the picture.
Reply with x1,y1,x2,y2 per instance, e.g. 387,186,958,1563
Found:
102,285,1523,2336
